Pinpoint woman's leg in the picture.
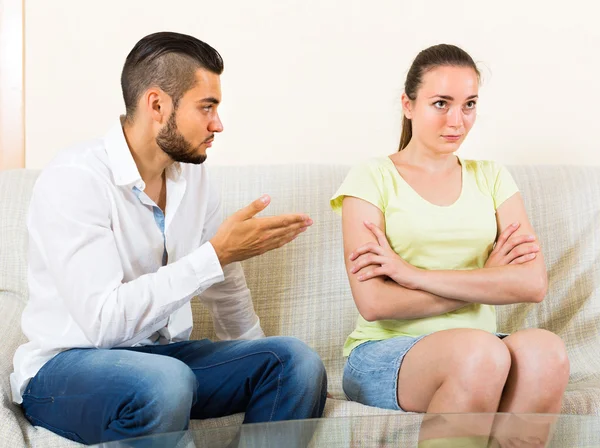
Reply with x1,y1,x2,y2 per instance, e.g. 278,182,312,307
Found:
396,329,512,447
498,328,570,413
489,329,570,447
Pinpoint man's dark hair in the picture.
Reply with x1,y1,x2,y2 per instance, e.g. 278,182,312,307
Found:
121,31,224,121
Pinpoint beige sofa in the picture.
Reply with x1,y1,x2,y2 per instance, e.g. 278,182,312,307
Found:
1,164,599,447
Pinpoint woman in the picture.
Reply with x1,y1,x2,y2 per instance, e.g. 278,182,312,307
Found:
331,44,569,420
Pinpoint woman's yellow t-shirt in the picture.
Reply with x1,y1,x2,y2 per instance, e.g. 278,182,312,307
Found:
331,156,519,356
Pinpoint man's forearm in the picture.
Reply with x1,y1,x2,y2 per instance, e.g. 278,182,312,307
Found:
199,261,265,340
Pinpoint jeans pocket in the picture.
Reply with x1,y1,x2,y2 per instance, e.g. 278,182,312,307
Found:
23,394,86,443
25,412,86,444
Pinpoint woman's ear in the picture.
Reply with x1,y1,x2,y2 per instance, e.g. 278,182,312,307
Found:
401,92,413,120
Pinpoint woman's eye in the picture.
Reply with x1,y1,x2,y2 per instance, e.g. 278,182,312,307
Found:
434,100,447,109
465,101,477,109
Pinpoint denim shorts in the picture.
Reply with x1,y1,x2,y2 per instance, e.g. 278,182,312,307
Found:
343,332,509,411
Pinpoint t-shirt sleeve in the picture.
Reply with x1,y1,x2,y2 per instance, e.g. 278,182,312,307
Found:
330,161,385,215
492,163,519,209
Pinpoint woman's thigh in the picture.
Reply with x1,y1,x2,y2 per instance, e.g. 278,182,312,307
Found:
397,329,511,412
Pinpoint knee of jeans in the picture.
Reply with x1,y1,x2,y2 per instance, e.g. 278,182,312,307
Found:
136,358,197,415
270,337,327,387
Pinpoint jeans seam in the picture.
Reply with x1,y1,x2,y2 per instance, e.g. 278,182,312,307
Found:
188,350,285,370
346,359,394,374
347,346,396,374
22,393,54,404
268,367,282,422
189,349,285,422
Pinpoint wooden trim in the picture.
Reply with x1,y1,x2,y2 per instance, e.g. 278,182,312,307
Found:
0,0,25,170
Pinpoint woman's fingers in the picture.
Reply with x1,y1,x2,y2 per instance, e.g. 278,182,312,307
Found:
509,253,537,264
364,221,392,249
502,234,537,257
350,254,385,273
357,266,387,281
494,222,521,253
349,241,384,261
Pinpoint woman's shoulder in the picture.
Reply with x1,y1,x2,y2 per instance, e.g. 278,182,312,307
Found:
332,156,392,213
352,155,394,171
461,158,517,201
461,158,507,180
461,158,503,171
342,156,395,182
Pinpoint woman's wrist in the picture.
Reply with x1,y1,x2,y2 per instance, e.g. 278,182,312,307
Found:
397,264,426,290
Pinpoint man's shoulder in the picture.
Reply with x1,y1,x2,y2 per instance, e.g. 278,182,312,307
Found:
34,138,114,198
47,137,108,168
42,138,112,182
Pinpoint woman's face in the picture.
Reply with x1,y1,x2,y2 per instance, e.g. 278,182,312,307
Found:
403,65,479,155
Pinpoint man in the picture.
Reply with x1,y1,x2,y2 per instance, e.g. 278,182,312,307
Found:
11,32,327,445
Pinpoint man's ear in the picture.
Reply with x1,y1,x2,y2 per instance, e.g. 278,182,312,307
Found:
401,92,413,120
144,88,172,124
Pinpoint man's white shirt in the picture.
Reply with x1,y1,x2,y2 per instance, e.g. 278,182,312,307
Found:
11,121,264,404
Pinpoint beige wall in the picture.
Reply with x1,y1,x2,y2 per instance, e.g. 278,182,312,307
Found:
25,0,600,169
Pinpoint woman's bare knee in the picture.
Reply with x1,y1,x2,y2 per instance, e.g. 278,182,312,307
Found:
442,332,511,410
500,329,570,412
397,329,511,412
504,329,569,372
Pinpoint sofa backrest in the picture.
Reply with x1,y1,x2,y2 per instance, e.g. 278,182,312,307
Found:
0,170,38,303
1,164,599,397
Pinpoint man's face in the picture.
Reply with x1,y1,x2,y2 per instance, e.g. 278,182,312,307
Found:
156,68,223,164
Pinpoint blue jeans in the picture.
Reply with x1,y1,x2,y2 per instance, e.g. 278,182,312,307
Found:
22,337,327,445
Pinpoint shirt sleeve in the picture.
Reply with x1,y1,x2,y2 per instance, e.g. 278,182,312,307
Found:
330,160,386,215
492,163,520,209
28,166,226,349
196,181,265,340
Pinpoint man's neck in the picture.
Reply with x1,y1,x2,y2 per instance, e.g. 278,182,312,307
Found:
121,117,172,185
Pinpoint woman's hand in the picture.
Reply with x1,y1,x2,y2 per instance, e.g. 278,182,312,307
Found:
485,222,540,268
349,221,422,289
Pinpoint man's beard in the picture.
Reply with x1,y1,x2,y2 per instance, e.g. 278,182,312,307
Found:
156,112,209,165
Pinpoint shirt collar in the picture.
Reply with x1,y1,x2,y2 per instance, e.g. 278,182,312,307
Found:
104,117,183,189
167,160,183,181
